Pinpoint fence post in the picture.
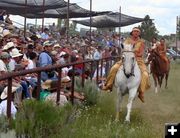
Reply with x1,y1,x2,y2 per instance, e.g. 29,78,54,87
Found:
81,62,85,87
7,77,12,119
56,68,62,105
96,60,99,85
90,61,93,81
71,65,75,105
100,59,103,78
36,72,41,100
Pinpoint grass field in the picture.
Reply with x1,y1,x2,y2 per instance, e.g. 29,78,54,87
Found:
60,62,180,138
1,62,180,138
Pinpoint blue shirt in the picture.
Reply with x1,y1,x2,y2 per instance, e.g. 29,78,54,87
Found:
41,32,49,40
39,52,52,67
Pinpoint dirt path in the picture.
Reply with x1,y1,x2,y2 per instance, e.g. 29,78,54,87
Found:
133,63,180,137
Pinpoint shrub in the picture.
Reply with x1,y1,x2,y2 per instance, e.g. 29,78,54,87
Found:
74,77,99,106
13,100,75,138
0,116,9,133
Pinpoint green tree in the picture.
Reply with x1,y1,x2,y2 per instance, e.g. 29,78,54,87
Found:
138,15,159,41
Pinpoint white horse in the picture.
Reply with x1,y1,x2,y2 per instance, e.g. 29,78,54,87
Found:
114,43,141,122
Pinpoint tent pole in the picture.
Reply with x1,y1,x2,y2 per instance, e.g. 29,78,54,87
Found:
119,6,121,47
24,0,27,37
42,0,45,32
89,0,92,43
66,0,70,43
35,18,37,29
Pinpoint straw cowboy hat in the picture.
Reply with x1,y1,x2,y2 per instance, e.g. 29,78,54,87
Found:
2,29,11,37
3,42,15,50
43,40,54,47
53,43,61,48
11,48,23,58
0,86,17,100
41,80,53,90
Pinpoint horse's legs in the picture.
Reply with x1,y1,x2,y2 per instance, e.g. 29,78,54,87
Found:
160,75,164,88
116,88,123,121
165,73,169,89
152,73,158,93
125,88,137,122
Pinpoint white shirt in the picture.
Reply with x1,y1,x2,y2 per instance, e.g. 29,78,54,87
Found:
26,59,36,70
0,59,8,72
93,65,105,79
93,50,102,60
8,58,16,71
0,100,17,119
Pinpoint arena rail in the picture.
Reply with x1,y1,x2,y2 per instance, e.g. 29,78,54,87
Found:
0,56,120,118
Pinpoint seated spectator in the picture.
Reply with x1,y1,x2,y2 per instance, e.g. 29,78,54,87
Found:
39,40,57,81
0,87,17,119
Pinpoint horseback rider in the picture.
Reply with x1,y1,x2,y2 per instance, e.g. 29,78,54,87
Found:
156,38,169,64
102,27,150,103
151,37,160,50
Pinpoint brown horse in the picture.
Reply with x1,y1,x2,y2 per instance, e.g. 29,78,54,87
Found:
146,49,170,93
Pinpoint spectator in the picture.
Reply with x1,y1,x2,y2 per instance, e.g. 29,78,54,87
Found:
39,40,57,81
41,28,50,41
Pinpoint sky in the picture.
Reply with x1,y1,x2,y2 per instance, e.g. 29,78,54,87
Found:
11,0,180,35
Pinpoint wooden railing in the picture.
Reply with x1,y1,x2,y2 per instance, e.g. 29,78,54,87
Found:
0,56,120,118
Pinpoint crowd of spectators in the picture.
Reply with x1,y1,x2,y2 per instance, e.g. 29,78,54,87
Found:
0,12,123,117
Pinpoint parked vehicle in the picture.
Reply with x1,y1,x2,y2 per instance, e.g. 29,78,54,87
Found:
167,49,180,60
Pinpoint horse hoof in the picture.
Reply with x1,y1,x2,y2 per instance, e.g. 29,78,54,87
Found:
124,120,130,124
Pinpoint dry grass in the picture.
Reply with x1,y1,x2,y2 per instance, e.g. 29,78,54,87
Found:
125,62,180,137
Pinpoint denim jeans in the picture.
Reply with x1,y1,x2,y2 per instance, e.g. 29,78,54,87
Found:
20,81,31,98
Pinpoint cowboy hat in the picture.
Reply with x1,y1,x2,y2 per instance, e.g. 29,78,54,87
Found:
43,40,54,47
41,80,53,90
61,76,71,83
0,52,10,59
2,29,11,37
11,48,23,58
0,86,17,100
59,51,66,57
3,42,15,50
53,43,61,48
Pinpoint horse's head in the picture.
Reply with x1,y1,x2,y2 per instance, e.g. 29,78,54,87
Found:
121,43,136,78
146,49,157,64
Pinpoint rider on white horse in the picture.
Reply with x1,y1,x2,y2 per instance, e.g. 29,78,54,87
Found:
114,43,141,122
102,27,150,103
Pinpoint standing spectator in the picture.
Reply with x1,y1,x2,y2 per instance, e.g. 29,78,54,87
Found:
41,28,50,41
93,47,102,60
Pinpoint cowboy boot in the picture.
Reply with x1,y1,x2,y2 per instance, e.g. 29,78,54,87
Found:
138,91,145,103
101,85,112,92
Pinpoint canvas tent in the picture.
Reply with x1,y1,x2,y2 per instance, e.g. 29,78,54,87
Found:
0,0,109,18
19,4,109,19
0,0,67,14
73,12,146,28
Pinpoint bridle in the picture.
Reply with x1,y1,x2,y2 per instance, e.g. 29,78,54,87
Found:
121,50,136,78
